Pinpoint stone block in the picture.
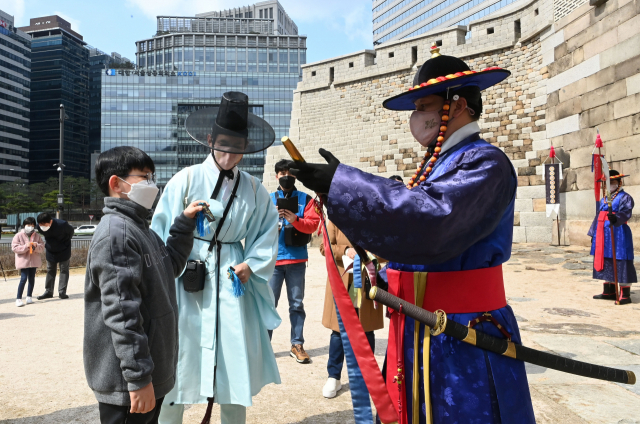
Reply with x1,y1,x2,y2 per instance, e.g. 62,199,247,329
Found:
514,211,520,226
618,14,640,44
608,134,640,162
512,226,527,243
634,113,640,134
517,185,546,199
515,198,533,212
558,77,586,103
580,103,613,128
533,198,546,212
521,211,553,227
554,98,582,121
615,55,640,81
531,131,548,141
561,127,597,150
584,28,618,61
585,66,615,92
533,139,551,151
547,114,580,138
525,226,553,243
628,74,640,96
581,80,627,111
600,33,640,69
613,93,640,119
517,175,530,187
598,116,634,141
546,55,600,93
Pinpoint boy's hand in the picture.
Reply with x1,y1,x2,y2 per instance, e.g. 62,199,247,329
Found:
130,382,155,414
184,200,209,219
234,262,252,284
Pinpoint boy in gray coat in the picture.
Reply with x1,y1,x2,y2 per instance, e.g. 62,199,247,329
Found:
84,147,209,424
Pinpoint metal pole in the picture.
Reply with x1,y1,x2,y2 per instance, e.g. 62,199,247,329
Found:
554,156,561,246
57,104,65,219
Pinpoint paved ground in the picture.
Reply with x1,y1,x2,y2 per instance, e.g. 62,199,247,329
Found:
1,244,639,423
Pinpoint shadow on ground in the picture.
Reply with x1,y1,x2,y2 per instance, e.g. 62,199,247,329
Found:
0,293,83,306
288,409,356,423
0,404,98,424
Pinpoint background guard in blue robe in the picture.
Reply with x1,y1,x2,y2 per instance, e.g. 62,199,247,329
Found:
588,170,636,304
288,47,536,423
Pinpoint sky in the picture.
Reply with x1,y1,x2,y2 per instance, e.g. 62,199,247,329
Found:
6,0,374,64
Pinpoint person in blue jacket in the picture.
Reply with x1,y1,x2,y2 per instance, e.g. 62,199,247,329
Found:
267,159,321,364
589,170,636,304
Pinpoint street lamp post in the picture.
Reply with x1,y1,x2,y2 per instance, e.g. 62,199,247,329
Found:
56,104,68,219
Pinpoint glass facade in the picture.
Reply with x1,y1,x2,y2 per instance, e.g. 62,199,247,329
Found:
28,31,89,182
0,13,30,182
101,70,301,185
373,0,520,44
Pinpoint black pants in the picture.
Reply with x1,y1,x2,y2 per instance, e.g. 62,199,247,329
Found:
98,397,164,424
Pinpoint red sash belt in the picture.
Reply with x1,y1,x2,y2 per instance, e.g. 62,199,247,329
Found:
594,210,611,272
387,265,507,314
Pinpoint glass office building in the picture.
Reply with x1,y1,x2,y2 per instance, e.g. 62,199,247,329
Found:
19,16,89,182
373,0,521,45
102,7,306,185
88,48,131,155
0,9,30,182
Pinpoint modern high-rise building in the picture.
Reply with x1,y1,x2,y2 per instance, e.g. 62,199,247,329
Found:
101,0,306,185
0,9,30,182
19,16,90,183
373,0,521,45
88,47,131,156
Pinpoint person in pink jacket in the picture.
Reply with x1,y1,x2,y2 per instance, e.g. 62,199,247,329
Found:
12,217,45,307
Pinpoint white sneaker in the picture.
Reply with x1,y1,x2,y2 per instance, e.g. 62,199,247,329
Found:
16,299,24,307
26,297,34,304
322,377,342,398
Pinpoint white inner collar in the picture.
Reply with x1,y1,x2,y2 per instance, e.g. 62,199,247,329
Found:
439,121,481,155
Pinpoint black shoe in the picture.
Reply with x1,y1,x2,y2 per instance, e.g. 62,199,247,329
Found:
617,287,632,305
37,292,53,300
59,293,69,299
593,283,616,300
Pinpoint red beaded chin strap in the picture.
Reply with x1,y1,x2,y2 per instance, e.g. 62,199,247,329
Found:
407,99,451,189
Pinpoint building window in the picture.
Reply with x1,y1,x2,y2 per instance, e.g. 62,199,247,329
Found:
436,40,442,47
535,8,539,15
349,62,354,68
411,46,417,64
487,27,494,34
260,9,263,18
270,8,273,19
388,52,394,58
311,71,316,76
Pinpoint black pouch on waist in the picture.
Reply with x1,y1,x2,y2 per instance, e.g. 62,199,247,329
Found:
183,260,206,293
284,224,312,247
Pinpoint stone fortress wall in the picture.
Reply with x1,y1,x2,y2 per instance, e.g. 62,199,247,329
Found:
263,0,640,248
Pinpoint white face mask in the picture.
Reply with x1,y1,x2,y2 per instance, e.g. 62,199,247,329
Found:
40,225,50,232
611,182,619,192
119,178,159,209
24,226,34,234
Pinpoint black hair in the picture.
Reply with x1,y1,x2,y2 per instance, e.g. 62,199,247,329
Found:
95,147,155,196
275,159,290,174
389,175,403,183
37,213,52,224
23,217,36,227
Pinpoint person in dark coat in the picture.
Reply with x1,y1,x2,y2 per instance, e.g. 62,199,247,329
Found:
589,170,636,304
35,213,75,299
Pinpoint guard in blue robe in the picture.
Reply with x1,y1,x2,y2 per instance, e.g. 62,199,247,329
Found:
588,170,636,304
288,46,535,424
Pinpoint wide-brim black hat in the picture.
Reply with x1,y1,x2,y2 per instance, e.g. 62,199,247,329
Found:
609,170,630,180
383,44,510,111
185,91,275,154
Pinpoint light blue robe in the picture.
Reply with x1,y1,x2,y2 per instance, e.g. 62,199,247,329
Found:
151,156,281,407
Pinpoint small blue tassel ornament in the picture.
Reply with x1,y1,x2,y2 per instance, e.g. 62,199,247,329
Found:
196,211,211,237
227,266,246,298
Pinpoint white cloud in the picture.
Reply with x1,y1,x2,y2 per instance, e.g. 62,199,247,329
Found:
53,11,82,34
126,0,372,43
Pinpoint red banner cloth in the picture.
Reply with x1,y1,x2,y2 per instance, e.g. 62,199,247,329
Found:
594,210,609,272
320,215,398,424
594,154,603,203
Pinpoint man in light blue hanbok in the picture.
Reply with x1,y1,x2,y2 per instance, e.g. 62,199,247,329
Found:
151,92,281,424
